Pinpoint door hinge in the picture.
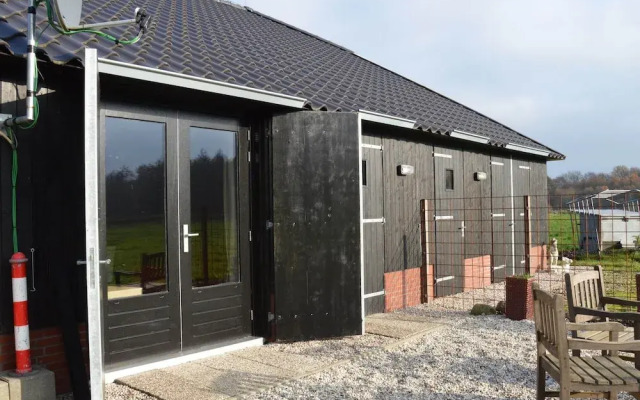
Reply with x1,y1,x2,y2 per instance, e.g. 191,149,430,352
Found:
250,309,254,321
249,230,252,242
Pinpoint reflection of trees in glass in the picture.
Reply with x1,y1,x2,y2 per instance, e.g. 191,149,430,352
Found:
106,160,165,222
190,149,239,286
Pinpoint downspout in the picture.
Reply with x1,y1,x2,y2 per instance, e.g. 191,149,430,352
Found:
3,0,37,128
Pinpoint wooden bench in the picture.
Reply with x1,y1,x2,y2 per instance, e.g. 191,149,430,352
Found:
112,252,166,294
533,283,640,399
565,266,640,367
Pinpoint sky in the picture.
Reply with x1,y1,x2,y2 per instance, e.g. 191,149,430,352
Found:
243,0,640,178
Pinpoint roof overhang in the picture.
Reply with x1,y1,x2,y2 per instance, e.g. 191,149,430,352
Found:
97,58,307,109
504,143,551,157
448,129,490,144
358,109,416,129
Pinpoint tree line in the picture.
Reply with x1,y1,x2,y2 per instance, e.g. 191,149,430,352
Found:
549,165,640,196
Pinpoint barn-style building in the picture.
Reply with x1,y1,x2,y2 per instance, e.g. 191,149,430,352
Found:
0,0,563,397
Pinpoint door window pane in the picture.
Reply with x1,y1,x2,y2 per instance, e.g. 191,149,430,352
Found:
189,127,239,287
446,169,454,190
105,117,167,299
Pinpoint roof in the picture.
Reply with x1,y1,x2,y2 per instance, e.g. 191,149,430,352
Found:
0,0,564,159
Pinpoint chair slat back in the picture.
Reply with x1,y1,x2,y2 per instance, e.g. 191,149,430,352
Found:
533,284,568,362
565,266,605,323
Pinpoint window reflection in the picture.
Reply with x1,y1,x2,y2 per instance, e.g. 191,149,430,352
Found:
105,117,167,299
189,127,239,287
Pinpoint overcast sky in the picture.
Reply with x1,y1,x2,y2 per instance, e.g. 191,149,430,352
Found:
243,0,640,178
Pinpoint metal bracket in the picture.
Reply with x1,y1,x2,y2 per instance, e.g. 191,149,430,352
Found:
77,259,111,265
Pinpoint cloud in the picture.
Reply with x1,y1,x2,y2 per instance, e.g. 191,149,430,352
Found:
243,1,640,177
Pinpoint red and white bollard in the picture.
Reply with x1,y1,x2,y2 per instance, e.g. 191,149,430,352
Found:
10,252,31,374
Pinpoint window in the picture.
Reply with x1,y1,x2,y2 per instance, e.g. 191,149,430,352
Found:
362,160,367,186
445,169,454,190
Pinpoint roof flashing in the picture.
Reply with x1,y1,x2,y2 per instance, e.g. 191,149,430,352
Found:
448,130,490,144
97,58,307,109
504,143,550,157
359,109,416,129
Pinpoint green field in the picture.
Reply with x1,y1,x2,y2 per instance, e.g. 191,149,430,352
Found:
549,211,640,300
107,219,238,286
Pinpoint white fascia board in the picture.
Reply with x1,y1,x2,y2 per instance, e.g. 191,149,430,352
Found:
505,143,550,157
358,109,416,129
97,58,307,109
449,130,490,144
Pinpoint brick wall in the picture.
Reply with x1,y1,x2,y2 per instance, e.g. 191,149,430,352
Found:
529,245,547,274
384,267,422,312
0,325,88,394
463,255,491,291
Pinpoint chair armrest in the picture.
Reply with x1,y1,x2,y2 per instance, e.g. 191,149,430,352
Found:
573,306,640,321
602,297,640,308
568,338,640,352
566,321,626,332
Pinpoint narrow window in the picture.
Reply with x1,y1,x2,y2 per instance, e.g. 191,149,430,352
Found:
445,169,454,190
362,160,367,186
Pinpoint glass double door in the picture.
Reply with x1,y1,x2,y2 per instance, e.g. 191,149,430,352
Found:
99,105,250,368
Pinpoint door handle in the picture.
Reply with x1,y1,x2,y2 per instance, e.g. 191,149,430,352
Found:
459,221,465,238
183,224,200,253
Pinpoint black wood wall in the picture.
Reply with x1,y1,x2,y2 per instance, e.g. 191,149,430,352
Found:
271,111,361,341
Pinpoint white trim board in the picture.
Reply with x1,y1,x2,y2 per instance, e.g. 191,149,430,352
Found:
97,58,307,109
433,153,452,159
491,161,504,166
364,290,385,299
104,338,264,383
361,143,383,150
358,109,416,129
449,130,489,144
363,217,385,224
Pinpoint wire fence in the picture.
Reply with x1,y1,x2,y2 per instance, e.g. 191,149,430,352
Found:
425,193,640,311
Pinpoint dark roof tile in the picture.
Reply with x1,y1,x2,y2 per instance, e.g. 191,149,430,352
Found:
0,0,563,158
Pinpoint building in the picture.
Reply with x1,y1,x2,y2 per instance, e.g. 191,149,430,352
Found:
0,0,564,397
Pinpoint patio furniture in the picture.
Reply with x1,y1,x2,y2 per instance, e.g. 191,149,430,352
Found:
533,283,640,399
565,266,640,367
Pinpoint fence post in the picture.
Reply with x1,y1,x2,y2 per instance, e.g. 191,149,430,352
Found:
636,273,640,313
524,195,532,274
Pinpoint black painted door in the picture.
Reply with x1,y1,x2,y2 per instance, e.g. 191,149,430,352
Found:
433,147,465,297
101,106,181,368
99,106,251,369
490,156,512,282
362,137,385,315
178,115,251,348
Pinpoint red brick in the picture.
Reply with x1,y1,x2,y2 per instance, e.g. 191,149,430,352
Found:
463,255,492,291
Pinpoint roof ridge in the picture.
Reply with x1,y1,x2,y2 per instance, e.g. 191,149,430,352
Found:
243,6,354,55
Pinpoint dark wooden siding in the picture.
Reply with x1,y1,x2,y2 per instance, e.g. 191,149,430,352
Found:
380,136,433,273
529,161,548,246
463,151,492,258
272,111,361,340
361,135,384,315
433,146,464,296
512,159,531,274
490,155,511,281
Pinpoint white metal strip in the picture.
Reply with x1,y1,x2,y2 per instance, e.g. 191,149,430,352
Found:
505,143,550,157
12,277,28,302
363,290,385,299
493,265,506,270
363,217,385,224
357,114,365,335
358,109,416,129
14,325,30,351
433,152,452,159
520,260,526,264
519,213,525,216
449,130,490,144
436,276,454,283
104,338,264,383
98,59,307,109
361,143,383,150
491,213,505,217
518,165,531,170
85,48,105,400
509,156,516,275
491,161,504,166
435,215,454,220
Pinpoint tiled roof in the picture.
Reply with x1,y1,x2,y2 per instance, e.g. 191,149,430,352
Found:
0,0,563,158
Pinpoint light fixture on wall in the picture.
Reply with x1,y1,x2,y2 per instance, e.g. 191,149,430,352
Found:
398,165,415,176
474,172,487,181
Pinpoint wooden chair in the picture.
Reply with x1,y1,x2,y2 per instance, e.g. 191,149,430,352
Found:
565,266,640,367
533,284,640,399
140,252,166,294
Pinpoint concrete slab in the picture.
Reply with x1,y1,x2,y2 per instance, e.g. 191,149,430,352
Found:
232,346,327,375
0,366,55,400
365,313,442,339
0,380,8,400
116,370,229,400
